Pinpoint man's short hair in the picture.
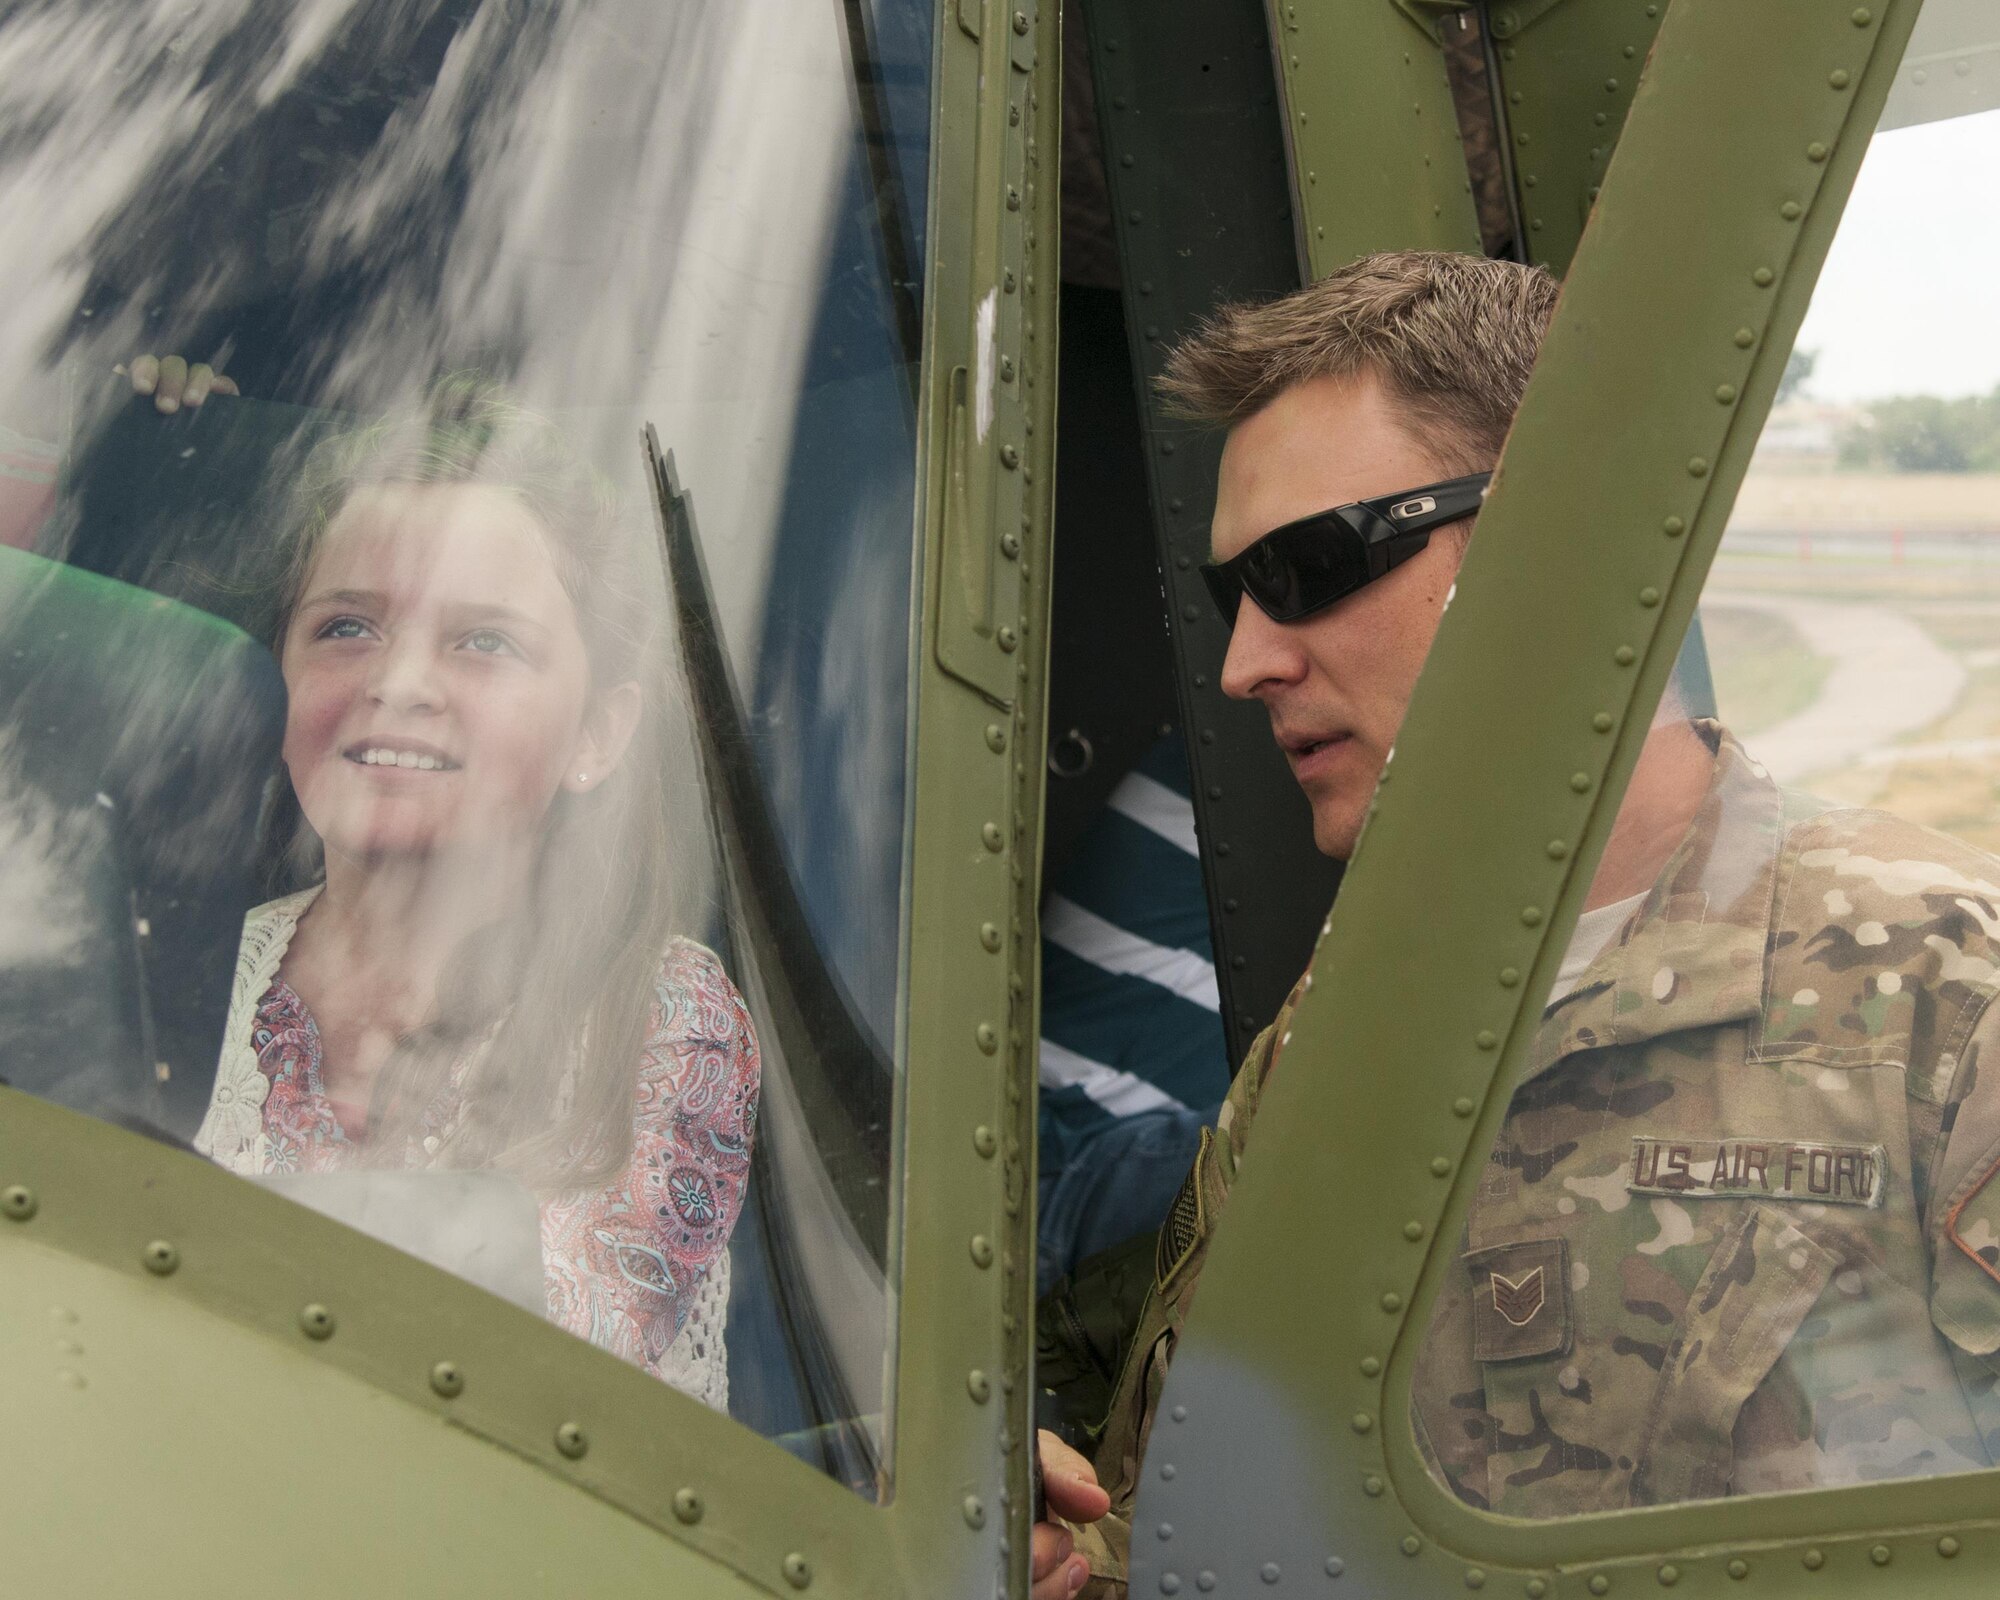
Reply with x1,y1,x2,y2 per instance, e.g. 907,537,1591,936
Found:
1159,251,1560,478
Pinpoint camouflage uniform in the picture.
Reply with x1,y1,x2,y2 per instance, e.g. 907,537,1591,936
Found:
1067,728,2000,1590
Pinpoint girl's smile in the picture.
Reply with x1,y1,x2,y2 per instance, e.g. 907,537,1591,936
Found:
280,481,618,864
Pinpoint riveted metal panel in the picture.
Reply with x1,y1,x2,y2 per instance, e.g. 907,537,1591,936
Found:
1275,0,1485,276
1083,0,1343,1062
1133,0,2000,1593
1490,0,1669,273
0,0,1065,1594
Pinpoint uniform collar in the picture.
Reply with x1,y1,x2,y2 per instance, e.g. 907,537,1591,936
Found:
1530,723,1783,1076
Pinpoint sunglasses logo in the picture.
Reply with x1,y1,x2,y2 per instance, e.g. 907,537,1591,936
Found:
1390,495,1438,520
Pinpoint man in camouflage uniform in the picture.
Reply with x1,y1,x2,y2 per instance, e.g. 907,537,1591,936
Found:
1027,251,2000,1598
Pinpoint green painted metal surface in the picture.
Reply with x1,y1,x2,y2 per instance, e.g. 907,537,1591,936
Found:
1275,0,1484,277
1490,0,1668,274
0,0,1064,1593
1143,0,2000,1591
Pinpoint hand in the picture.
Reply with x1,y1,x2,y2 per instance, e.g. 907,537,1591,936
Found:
1032,1428,1111,1600
120,354,240,413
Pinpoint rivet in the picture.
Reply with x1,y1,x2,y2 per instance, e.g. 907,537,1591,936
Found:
143,1240,180,1276
783,1553,813,1590
1615,645,1637,666
555,1422,588,1459
1521,906,1543,927
1000,531,1021,558
1128,209,1143,224
1751,267,1775,288
1594,710,1616,731
1468,1573,1486,1591
1829,69,1850,89
1869,1546,1890,1566
673,1488,704,1524
1430,1156,1452,1177
1404,1219,1426,1239
1547,840,1569,859
1851,6,1872,23
1727,1559,1749,1579
1658,1566,1678,1587
1779,200,1802,221
1159,441,1176,457
1454,1096,1477,1117
985,723,1007,752
968,1369,991,1402
1,1184,36,1221
1163,1577,1182,1597
1802,1550,1824,1571
1359,1356,1381,1376
1604,77,1618,92
1402,1537,1422,1557
999,444,1021,469
1161,1463,1176,1480
1499,966,1521,986
963,1496,986,1529
1198,1575,1217,1593
1590,1579,1610,1597
1262,1566,1282,1586
981,822,1004,851
976,1022,999,1054
1364,1475,1385,1497
1937,1537,1960,1558
1172,1404,1188,1421
970,1234,995,1268
998,625,1019,652
1807,141,1829,162
1182,603,1200,623
1352,1412,1374,1433
1528,1583,1548,1599
1325,1558,1344,1578
1477,1028,1499,1050
1380,1292,1402,1312
973,1125,998,1157
429,1360,463,1397
980,922,1002,953
1687,457,1710,478
1639,587,1661,607
1571,771,1594,792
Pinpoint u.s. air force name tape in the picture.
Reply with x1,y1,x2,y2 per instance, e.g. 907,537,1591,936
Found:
1626,1136,1885,1208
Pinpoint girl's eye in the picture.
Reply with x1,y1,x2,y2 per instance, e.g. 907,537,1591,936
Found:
316,615,372,641
461,628,515,657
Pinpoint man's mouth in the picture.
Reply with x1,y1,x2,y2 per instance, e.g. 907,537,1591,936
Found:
1279,730,1351,762
343,740,460,772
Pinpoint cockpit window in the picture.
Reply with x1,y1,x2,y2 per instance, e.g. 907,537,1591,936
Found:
1418,0,2000,1519
0,0,932,1498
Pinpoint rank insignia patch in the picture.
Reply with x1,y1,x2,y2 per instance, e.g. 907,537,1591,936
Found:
1490,1266,1546,1327
1626,1136,1885,1208
1465,1237,1570,1361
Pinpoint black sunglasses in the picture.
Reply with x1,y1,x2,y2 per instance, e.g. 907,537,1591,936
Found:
1199,471,1491,626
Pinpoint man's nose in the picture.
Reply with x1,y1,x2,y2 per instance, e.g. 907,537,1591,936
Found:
1218,599,1308,702
366,634,445,713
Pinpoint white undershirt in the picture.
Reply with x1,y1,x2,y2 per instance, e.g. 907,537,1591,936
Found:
1547,891,1648,1004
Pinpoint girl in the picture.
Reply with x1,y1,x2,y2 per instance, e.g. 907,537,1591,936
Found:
196,383,757,1408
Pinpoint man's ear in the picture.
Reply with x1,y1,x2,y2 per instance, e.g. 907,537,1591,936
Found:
564,680,642,793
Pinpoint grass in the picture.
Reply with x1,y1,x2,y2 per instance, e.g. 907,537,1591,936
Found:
1700,603,1832,738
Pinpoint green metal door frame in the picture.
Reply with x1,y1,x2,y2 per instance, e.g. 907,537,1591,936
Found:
0,0,1063,1593
1134,0,2000,1593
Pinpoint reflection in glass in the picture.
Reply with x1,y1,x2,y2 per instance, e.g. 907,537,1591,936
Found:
1418,6,2000,1517
0,0,932,1495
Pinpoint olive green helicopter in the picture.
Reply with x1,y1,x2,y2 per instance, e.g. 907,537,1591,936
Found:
1,0,1997,1595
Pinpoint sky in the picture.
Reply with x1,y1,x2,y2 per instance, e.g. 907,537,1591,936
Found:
1792,106,2000,403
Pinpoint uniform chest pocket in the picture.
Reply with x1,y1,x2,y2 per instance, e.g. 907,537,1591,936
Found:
1630,1202,1837,1506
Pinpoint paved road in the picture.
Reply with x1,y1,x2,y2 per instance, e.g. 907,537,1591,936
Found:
1703,591,1966,784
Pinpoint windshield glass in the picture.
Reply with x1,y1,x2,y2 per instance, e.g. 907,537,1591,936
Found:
0,0,931,1497
1418,0,2000,1520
